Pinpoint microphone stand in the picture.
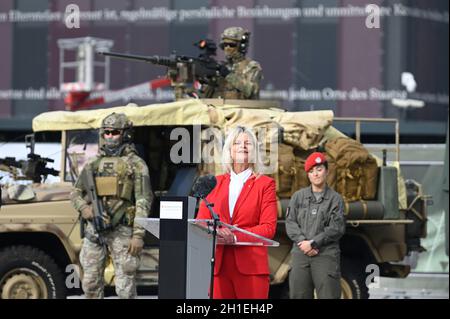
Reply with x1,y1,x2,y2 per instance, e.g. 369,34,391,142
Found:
201,196,220,300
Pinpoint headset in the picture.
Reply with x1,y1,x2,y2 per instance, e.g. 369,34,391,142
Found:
219,30,251,54
239,31,250,54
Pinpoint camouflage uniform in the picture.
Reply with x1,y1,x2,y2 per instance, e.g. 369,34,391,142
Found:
70,113,153,299
201,27,263,99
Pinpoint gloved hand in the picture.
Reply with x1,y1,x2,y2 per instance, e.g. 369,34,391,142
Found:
128,236,144,256
81,205,94,220
218,64,230,77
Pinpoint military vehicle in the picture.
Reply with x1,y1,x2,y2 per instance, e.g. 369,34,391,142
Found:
0,98,428,299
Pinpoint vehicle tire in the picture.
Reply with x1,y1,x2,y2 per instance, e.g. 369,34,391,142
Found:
340,257,369,299
0,245,66,299
269,279,290,299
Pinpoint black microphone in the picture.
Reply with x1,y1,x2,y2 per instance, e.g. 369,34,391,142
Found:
192,174,217,199
192,175,219,221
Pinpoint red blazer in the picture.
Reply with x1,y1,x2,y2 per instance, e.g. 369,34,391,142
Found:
197,173,278,275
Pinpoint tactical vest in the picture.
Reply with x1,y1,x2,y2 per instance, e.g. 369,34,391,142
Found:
92,155,135,227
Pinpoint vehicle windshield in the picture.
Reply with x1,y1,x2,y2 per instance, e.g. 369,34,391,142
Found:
65,130,98,183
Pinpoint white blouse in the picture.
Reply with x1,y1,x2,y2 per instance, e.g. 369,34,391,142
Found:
228,168,253,218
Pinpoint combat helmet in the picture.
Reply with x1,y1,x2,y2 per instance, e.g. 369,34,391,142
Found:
220,26,250,54
99,112,133,156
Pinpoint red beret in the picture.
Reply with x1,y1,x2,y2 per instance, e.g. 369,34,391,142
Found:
305,152,327,172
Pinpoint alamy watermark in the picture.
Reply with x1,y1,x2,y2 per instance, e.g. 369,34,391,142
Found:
365,4,381,29
65,264,81,289
168,125,279,174
65,4,80,29
365,263,380,289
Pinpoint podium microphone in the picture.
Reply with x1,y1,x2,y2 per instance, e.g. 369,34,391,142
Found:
192,175,220,221
192,174,217,199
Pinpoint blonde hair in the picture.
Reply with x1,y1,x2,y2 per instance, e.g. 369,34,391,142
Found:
221,126,262,173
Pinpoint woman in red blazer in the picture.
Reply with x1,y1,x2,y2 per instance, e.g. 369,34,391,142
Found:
196,126,278,299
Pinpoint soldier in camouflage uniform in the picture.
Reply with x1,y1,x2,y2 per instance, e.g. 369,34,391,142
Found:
200,26,263,99
70,112,153,299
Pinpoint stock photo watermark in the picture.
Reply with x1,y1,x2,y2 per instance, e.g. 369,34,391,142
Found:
365,4,380,29
65,4,80,29
365,264,380,289
169,126,280,174
65,264,81,289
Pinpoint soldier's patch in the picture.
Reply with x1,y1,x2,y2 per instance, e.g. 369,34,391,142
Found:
103,162,114,171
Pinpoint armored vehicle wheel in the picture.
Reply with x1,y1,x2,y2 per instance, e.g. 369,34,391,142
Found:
0,246,66,299
340,258,369,299
269,279,290,299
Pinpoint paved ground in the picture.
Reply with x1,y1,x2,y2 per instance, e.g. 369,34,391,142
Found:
369,272,449,299
69,272,449,299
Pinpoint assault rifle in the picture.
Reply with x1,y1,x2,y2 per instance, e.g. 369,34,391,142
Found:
0,135,59,183
98,39,229,99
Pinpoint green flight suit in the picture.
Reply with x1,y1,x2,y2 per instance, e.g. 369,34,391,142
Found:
285,185,346,299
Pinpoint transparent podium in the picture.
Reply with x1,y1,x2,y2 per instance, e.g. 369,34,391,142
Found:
188,219,280,246
135,196,279,299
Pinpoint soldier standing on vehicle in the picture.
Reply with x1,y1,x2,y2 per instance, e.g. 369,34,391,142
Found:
285,152,346,299
200,26,263,99
70,112,153,299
